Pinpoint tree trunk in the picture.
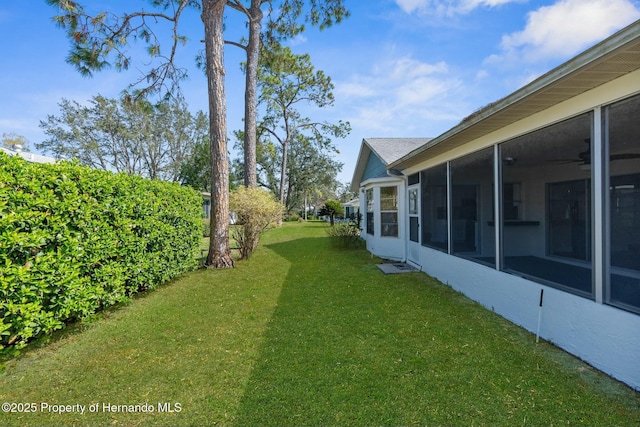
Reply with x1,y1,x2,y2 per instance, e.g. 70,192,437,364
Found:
202,0,234,268
279,138,288,203
243,0,262,188
285,174,293,213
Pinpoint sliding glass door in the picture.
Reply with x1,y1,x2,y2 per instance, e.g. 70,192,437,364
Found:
547,179,590,261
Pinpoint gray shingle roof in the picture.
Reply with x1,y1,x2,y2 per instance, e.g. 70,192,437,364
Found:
364,138,432,165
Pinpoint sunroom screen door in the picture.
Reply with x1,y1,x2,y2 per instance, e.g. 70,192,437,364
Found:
407,185,420,266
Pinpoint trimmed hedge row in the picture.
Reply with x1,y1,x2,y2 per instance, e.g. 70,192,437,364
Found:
0,152,202,351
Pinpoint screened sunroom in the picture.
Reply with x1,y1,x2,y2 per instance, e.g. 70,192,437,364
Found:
355,21,640,390
412,94,640,315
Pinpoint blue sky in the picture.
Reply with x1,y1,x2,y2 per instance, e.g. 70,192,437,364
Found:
2,0,640,184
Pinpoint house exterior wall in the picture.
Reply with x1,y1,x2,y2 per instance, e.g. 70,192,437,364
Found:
417,246,640,390
356,69,640,390
402,72,640,390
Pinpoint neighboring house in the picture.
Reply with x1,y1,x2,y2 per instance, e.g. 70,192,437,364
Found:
1,146,57,164
351,21,640,390
321,198,360,223
202,192,212,219
202,192,237,224
342,197,360,219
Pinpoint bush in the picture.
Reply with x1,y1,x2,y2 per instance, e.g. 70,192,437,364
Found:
326,216,364,249
287,212,300,222
229,187,284,260
0,153,202,351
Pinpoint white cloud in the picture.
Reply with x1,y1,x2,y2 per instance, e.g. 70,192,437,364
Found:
488,0,640,66
475,69,489,81
340,56,453,105
334,54,465,135
395,0,523,16
337,81,376,98
386,57,448,80
287,34,308,47
395,0,428,14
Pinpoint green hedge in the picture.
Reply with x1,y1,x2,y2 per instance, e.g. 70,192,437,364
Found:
0,153,202,351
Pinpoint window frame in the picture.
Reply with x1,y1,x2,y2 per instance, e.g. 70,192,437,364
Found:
380,186,399,237
366,188,374,236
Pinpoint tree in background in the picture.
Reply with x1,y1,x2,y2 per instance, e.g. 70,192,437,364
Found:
319,199,343,226
1,133,31,152
337,181,357,203
225,0,348,188
38,95,207,182
283,134,342,214
234,126,342,215
255,44,350,206
179,134,211,192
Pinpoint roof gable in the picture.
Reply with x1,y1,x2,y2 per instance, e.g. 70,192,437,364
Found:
366,138,429,165
362,150,387,181
351,138,433,191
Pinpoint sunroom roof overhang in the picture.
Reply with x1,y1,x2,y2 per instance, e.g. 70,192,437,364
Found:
390,20,640,170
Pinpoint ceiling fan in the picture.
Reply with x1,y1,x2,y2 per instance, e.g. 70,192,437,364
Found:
554,139,640,165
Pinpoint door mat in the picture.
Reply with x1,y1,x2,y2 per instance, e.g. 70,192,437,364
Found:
377,263,418,274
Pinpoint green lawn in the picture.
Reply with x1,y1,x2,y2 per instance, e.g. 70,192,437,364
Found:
1,221,638,426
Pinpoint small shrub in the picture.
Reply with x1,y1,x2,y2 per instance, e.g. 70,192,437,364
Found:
288,212,300,222
229,187,284,260
326,216,364,249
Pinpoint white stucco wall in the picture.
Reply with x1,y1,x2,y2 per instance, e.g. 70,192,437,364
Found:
417,246,640,391
366,236,405,261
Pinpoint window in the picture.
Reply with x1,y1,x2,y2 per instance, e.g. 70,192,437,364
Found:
503,183,522,221
500,112,593,296
408,173,420,186
380,186,398,237
606,94,640,313
451,147,494,266
203,199,211,219
366,188,374,235
421,164,448,251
